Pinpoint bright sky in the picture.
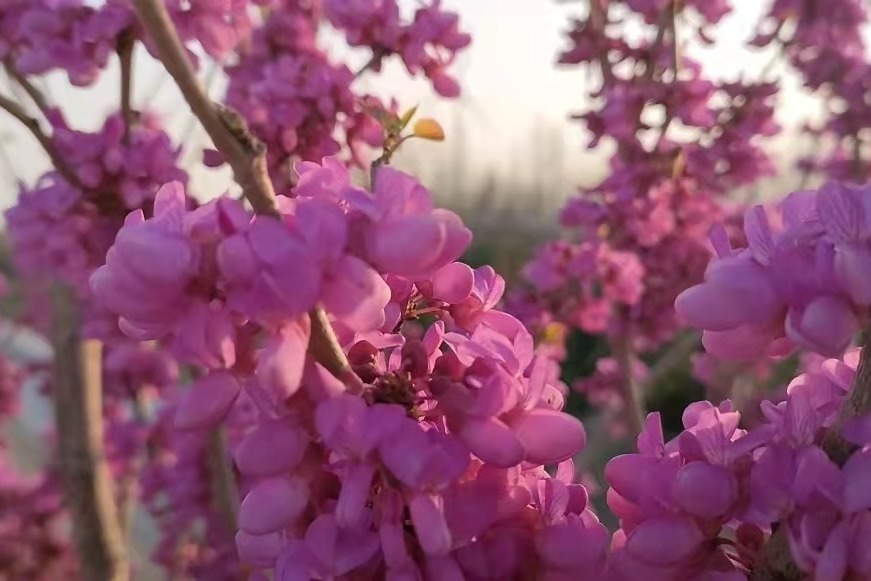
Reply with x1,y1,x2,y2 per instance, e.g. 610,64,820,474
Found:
0,1,853,217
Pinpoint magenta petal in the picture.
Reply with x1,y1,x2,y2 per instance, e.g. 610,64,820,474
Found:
743,205,774,264
432,262,475,303
410,492,452,556
424,556,465,581
367,215,445,276
605,454,658,505
510,408,586,464
431,210,472,270
815,520,849,581
835,243,871,305
460,417,525,467
625,516,705,566
702,324,778,361
842,448,871,512
153,181,187,219
817,181,865,242
322,256,390,332
336,463,377,528
175,371,241,430
673,462,738,518
676,259,780,331
675,284,746,331
236,530,285,567
235,417,309,477
115,227,194,285
785,297,858,357
257,319,311,404
239,477,309,535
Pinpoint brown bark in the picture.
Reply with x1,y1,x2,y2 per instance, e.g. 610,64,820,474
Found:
51,285,128,581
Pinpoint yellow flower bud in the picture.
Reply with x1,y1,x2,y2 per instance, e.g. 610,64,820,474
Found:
412,118,445,141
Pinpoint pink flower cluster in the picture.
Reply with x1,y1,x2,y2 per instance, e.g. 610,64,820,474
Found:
6,112,186,297
223,1,377,193
163,0,272,61
0,0,131,86
677,181,871,360
91,157,607,578
605,347,871,579
324,0,471,98
0,0,290,87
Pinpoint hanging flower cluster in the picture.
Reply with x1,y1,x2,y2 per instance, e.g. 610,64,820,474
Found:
92,157,607,579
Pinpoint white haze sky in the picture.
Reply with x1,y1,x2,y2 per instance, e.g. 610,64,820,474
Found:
0,1,862,214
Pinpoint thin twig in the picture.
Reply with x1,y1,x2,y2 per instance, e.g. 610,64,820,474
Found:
609,330,646,437
643,331,700,390
208,428,240,530
119,391,152,540
4,59,51,116
117,28,137,144
588,0,615,86
0,92,85,189
51,285,128,581
354,53,382,79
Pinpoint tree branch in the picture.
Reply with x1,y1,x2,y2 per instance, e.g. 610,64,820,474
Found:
751,332,871,579
51,285,128,581
644,331,700,390
208,428,239,531
0,92,85,190
117,28,137,144
4,59,51,117
132,0,354,382
610,331,646,436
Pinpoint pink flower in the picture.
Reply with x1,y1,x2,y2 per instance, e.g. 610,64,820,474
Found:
359,167,472,278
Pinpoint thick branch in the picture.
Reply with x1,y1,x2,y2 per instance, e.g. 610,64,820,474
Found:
131,0,277,216
752,333,871,579
51,285,128,581
133,0,353,380
0,92,85,190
